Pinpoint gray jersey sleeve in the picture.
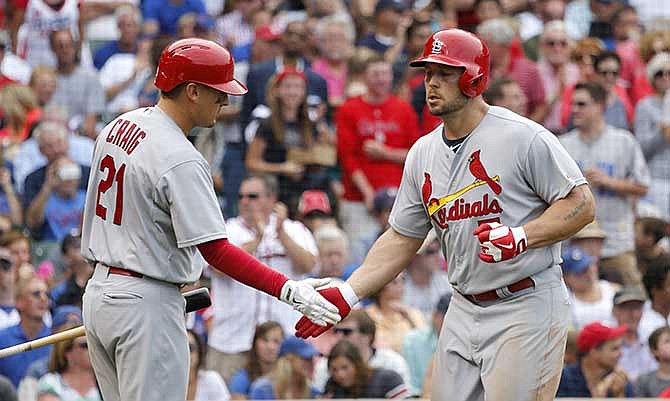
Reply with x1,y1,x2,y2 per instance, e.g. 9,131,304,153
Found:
388,141,432,239
156,159,227,248
523,130,587,203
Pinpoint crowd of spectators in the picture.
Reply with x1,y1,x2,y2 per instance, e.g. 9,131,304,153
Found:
0,0,668,399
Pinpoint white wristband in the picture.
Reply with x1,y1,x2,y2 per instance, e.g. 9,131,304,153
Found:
339,282,359,307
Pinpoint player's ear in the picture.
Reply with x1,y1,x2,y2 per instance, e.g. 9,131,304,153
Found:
184,82,200,102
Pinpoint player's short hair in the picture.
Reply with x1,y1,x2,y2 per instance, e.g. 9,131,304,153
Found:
160,82,189,100
243,173,279,197
574,82,607,105
114,3,142,25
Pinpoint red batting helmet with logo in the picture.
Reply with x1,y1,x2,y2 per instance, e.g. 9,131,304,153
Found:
410,29,490,98
154,38,248,95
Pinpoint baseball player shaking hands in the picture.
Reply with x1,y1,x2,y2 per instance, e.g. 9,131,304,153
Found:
296,29,596,401
80,39,339,401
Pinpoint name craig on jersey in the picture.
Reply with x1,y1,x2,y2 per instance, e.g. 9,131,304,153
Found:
432,194,502,228
105,118,147,155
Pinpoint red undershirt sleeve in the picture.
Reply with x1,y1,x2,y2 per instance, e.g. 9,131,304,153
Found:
197,238,288,298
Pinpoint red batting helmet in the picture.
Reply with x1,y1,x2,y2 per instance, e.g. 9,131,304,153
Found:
154,38,248,95
410,29,490,98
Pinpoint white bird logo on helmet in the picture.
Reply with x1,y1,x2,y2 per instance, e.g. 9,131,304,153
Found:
431,39,445,55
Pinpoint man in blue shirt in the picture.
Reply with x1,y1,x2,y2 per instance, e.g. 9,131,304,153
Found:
557,322,635,397
142,0,206,37
0,277,52,388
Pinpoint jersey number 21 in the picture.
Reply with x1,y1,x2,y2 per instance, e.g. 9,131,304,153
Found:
95,155,126,225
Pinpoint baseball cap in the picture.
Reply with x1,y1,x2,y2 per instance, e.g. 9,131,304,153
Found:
577,322,627,353
279,336,321,359
435,293,452,314
375,0,408,14
613,286,647,305
52,305,82,329
298,190,331,216
572,220,606,240
561,246,594,275
255,25,281,42
373,187,398,213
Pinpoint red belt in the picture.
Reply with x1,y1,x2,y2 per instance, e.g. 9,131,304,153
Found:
465,277,535,303
108,266,144,278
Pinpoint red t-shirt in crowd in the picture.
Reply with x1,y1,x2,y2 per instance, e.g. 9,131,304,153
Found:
336,95,420,201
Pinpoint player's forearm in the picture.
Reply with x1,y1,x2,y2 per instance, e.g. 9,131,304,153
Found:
346,228,424,300
198,239,288,297
277,228,317,274
523,184,595,249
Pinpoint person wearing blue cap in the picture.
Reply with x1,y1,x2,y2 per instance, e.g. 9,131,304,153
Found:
248,336,321,399
562,245,620,329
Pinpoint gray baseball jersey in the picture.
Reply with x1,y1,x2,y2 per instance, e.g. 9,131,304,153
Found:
81,106,227,284
389,106,586,294
559,125,651,257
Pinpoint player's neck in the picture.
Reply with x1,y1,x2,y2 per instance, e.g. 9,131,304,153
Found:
156,99,193,135
442,98,488,140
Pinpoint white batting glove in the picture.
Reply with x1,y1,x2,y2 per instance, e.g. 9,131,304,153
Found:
279,278,342,326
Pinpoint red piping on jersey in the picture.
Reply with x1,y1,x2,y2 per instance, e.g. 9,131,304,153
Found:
197,239,288,298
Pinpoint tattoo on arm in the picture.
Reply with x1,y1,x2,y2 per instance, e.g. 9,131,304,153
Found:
563,191,587,222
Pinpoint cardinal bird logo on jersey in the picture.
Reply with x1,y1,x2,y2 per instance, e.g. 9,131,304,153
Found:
423,149,502,229
468,150,502,194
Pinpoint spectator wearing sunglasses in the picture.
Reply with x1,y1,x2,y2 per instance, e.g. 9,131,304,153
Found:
208,173,317,383
635,52,670,221
0,246,18,330
312,309,411,393
560,82,650,288
36,322,101,401
0,276,52,388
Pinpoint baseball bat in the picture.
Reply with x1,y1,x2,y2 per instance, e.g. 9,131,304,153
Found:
0,287,211,359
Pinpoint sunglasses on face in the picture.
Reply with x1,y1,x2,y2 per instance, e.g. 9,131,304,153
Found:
334,327,356,336
573,101,590,108
655,70,670,79
238,193,260,200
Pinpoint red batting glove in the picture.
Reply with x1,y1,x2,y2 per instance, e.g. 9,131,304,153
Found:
473,222,528,263
295,283,358,339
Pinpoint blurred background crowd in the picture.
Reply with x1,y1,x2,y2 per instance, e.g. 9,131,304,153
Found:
0,0,668,399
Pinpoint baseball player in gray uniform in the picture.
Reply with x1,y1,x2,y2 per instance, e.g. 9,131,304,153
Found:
295,29,596,401
80,38,340,401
